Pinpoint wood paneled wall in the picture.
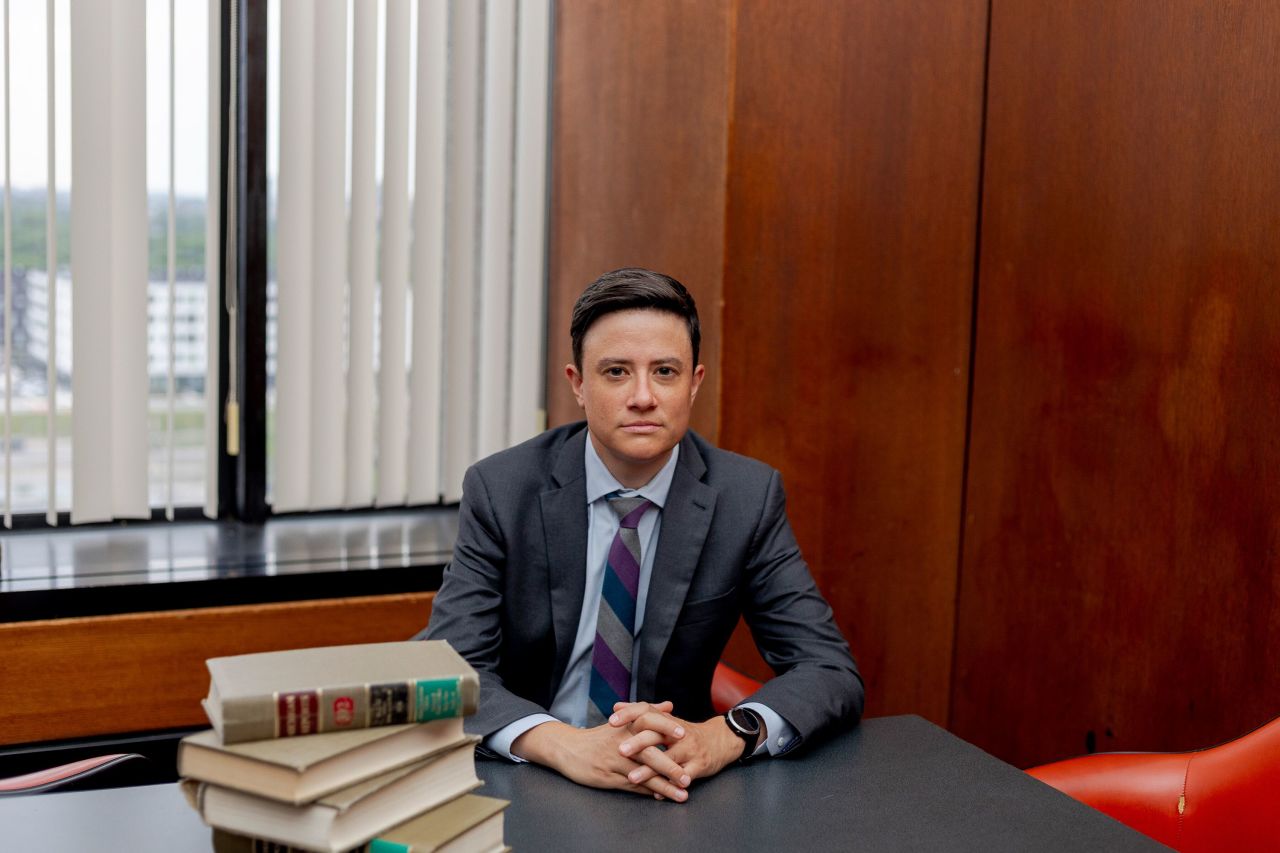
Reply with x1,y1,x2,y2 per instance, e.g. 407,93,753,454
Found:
951,1,1280,769
716,1,987,724
546,0,733,439
550,0,1280,766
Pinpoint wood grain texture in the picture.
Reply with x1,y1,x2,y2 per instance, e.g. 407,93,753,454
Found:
0,593,435,746
545,0,733,438
716,0,989,723
953,0,1280,768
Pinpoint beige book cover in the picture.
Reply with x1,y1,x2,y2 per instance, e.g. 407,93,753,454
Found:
184,739,482,853
179,719,468,804
366,794,508,853
205,641,479,744
210,794,509,853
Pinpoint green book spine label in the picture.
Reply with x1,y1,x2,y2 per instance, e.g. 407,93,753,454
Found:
368,840,410,853
414,676,463,721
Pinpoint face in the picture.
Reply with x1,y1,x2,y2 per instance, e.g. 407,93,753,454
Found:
566,309,705,488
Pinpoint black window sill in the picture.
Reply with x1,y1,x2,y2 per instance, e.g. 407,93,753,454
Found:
0,508,458,623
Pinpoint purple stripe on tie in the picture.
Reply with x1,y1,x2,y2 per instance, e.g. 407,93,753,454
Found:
592,634,631,700
607,536,641,598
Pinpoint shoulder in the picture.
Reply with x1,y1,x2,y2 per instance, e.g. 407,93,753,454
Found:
682,432,791,544
683,430,779,494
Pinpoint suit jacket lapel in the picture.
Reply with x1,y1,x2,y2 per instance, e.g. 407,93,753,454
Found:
540,428,590,693
636,435,717,701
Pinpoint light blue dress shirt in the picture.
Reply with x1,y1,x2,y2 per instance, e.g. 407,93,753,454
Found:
486,436,797,760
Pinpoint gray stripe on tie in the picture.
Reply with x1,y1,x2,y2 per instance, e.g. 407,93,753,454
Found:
618,526,641,562
595,602,634,668
609,496,649,522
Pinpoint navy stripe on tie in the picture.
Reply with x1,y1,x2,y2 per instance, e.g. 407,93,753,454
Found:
601,564,637,630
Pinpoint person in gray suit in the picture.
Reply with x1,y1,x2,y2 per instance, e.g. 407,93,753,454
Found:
424,268,863,802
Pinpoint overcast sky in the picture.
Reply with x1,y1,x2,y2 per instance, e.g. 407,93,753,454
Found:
2,0,210,196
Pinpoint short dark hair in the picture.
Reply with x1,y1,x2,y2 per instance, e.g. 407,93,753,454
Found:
570,268,701,369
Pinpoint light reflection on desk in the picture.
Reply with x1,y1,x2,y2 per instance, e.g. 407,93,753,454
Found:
0,508,458,621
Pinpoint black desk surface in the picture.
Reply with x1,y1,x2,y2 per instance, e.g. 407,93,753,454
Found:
0,715,1168,852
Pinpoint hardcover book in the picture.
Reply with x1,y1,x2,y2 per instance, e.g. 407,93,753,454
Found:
204,641,478,744
210,794,509,853
179,721,469,805
183,740,482,853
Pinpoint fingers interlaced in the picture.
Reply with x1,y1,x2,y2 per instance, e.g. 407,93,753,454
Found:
609,699,674,727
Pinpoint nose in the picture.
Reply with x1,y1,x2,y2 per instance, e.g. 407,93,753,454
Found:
629,374,656,410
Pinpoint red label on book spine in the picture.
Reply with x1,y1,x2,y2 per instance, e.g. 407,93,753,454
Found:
333,696,355,727
276,691,320,738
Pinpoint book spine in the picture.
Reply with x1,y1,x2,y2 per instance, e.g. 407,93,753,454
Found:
219,685,367,742
212,827,384,853
411,677,468,722
213,827,366,853
367,675,473,724
366,841,410,853
218,696,280,744
217,676,474,743
275,690,323,738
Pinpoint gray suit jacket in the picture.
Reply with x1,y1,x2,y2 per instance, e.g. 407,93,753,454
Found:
424,422,864,747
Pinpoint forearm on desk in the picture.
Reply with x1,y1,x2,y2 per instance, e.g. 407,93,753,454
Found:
487,713,558,762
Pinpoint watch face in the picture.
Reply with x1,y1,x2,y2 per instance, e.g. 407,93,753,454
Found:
729,707,761,736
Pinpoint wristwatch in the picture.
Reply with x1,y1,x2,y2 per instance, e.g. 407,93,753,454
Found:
725,706,763,761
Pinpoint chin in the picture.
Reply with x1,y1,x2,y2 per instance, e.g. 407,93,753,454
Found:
612,435,669,460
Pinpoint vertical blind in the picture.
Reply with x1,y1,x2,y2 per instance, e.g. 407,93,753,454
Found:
405,0,448,507
69,0,151,524
273,0,552,513
377,0,414,506
43,0,58,526
2,0,12,526
0,0,219,526
205,0,222,519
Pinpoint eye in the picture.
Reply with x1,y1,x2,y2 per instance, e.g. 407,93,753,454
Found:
605,366,627,378
655,366,677,377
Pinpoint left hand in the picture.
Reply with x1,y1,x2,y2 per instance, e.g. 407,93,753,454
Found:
609,701,745,793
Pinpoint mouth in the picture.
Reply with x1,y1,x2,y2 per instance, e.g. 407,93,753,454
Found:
621,422,662,434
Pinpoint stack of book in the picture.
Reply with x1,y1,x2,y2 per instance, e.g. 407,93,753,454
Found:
178,641,509,853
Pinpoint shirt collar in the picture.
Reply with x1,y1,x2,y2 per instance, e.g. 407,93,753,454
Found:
584,434,680,510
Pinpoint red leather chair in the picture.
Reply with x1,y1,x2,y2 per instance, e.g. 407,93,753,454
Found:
711,662,764,715
0,753,149,796
1027,716,1280,851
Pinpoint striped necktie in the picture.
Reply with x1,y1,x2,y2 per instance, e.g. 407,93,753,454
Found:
586,494,655,726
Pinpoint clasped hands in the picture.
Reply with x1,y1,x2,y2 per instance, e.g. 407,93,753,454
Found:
512,700,746,803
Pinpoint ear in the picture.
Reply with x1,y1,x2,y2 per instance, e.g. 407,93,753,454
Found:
689,364,706,404
565,363,586,408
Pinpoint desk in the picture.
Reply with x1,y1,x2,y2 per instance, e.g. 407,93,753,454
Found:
0,716,1168,851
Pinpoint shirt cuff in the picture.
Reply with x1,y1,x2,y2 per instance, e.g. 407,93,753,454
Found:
740,702,800,757
485,714,558,762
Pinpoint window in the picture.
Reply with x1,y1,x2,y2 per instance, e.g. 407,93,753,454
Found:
0,0,550,529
